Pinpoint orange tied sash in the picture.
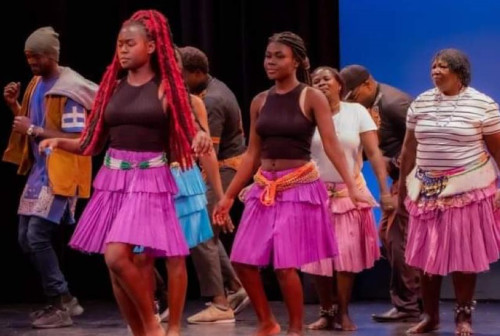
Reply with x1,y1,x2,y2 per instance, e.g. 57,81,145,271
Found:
253,162,319,206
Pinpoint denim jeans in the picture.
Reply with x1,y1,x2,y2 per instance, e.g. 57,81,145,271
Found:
18,215,69,298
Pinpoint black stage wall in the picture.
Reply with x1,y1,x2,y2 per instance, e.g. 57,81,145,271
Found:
0,0,342,304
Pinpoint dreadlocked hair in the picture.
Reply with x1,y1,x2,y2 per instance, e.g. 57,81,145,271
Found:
80,9,196,170
268,31,311,85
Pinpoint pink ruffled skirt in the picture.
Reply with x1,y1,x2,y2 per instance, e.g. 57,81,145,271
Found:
230,167,338,269
70,149,189,257
405,182,500,275
302,183,380,275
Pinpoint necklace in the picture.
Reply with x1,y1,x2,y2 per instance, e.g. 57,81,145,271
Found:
433,88,465,128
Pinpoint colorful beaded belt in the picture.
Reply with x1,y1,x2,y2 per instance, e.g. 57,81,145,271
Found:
416,153,489,199
104,153,168,170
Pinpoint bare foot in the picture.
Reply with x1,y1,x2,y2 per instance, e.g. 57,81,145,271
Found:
166,323,181,336
455,321,473,336
406,315,439,334
306,316,334,330
254,322,281,336
335,313,357,331
146,324,166,336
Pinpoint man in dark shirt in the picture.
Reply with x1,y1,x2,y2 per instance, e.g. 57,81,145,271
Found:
340,65,421,322
180,46,248,324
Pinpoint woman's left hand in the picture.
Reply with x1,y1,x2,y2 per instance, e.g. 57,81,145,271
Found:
192,130,213,156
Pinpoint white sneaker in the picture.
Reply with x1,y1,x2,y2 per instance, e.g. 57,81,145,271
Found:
187,304,235,324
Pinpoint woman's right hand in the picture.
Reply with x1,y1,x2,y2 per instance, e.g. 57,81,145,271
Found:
38,138,59,155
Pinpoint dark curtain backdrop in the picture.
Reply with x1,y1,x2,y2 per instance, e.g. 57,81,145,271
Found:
0,0,340,303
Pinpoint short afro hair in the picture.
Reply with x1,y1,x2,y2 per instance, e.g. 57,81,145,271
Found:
179,46,209,74
432,48,471,87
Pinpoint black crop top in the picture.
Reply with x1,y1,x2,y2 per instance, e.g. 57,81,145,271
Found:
104,78,168,152
255,84,314,160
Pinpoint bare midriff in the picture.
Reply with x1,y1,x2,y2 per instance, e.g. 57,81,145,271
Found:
261,158,309,171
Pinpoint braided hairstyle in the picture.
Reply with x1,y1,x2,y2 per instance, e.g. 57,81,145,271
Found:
268,31,311,85
80,9,196,169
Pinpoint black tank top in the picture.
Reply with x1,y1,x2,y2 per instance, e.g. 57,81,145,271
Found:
104,78,169,152
255,84,314,160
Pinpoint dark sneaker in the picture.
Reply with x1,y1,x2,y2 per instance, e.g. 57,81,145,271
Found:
30,297,84,320
65,297,84,316
372,307,421,323
30,306,50,321
31,306,73,329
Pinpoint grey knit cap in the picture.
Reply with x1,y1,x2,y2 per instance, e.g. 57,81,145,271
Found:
25,26,60,62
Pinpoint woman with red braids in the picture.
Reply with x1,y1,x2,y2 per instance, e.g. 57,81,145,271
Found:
39,9,210,336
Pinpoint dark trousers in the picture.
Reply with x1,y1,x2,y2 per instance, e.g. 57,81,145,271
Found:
190,167,239,297
379,180,421,314
18,215,69,298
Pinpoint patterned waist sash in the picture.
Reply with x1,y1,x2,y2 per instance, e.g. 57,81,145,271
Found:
325,174,366,198
416,153,490,199
254,162,319,206
104,152,168,170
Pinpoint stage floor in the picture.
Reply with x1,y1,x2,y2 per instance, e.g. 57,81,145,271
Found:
1,301,499,335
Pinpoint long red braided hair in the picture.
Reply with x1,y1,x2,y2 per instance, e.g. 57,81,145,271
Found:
79,9,196,169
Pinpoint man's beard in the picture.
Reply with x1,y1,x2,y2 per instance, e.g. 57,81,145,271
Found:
190,80,208,95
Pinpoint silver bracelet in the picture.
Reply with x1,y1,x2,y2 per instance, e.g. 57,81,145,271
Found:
26,124,36,137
